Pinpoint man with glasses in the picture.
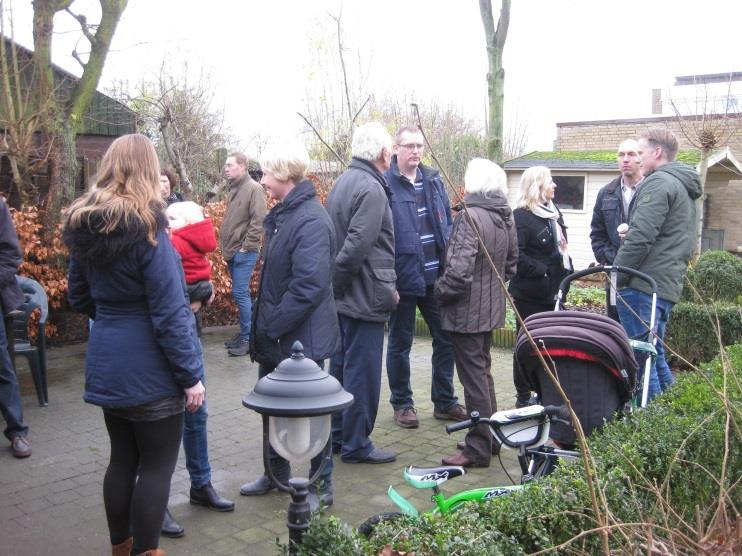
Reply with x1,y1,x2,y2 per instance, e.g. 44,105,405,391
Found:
589,139,644,321
384,126,466,429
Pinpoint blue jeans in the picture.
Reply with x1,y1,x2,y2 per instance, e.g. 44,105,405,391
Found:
386,285,457,412
183,397,211,488
617,288,675,404
0,315,28,441
228,250,258,341
330,315,384,461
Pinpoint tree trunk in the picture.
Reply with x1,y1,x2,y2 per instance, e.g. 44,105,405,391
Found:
160,112,193,198
694,147,710,260
479,0,510,163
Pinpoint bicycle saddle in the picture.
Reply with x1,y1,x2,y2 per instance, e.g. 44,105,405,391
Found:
404,465,466,488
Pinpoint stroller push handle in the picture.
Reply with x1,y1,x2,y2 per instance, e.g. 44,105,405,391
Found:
556,265,658,297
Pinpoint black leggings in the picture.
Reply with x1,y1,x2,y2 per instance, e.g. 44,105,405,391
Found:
103,411,184,553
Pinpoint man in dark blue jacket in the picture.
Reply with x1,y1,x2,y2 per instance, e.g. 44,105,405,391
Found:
589,139,643,320
384,127,465,429
0,199,30,458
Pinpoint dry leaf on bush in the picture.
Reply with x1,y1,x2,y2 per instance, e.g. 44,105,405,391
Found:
378,546,415,556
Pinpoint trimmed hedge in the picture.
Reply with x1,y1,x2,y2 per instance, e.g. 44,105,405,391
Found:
287,345,742,555
666,301,742,366
682,250,742,303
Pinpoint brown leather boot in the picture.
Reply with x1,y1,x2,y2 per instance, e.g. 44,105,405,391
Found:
135,550,166,556
111,537,132,556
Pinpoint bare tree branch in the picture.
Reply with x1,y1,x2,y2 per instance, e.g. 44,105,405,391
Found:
297,111,346,166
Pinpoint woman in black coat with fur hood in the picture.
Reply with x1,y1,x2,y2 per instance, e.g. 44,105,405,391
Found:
508,166,572,407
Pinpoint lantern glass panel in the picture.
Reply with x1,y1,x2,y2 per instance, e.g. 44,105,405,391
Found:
268,414,331,465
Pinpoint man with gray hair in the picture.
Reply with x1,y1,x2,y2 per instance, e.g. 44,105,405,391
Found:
589,139,644,320
326,122,398,464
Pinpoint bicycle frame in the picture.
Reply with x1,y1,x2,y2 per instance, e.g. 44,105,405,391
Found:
384,405,577,518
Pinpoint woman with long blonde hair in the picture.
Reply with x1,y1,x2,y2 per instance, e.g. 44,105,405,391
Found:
64,134,205,556
507,166,572,407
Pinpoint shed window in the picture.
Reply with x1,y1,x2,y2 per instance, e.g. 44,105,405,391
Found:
553,175,586,211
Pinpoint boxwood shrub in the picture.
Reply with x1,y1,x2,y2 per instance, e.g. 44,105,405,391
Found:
666,301,742,365
286,345,742,555
681,250,742,303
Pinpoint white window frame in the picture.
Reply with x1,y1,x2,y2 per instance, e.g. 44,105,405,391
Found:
552,173,587,213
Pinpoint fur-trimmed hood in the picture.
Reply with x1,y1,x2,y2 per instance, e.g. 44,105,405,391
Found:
64,207,168,267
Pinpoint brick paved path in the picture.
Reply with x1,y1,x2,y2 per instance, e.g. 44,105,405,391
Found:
0,327,520,555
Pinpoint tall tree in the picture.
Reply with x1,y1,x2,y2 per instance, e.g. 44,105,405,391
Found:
31,0,127,216
669,78,740,258
110,66,229,198
479,0,510,163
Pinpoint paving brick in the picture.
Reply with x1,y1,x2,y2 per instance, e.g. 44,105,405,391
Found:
1,326,519,554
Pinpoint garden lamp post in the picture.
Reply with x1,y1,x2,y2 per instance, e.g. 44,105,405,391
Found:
243,341,353,554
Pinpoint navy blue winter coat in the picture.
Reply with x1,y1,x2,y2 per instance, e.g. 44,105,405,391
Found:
385,157,452,296
251,180,339,364
590,177,636,265
65,209,204,409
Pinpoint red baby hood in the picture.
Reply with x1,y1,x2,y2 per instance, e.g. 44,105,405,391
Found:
172,218,217,253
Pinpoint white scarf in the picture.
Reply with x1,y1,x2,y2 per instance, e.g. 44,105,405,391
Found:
531,201,572,271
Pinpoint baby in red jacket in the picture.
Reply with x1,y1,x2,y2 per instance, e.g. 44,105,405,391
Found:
166,201,217,312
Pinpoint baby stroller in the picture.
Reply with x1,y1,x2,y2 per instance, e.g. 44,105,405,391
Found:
514,266,656,446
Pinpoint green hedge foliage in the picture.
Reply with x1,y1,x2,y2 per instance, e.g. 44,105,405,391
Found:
287,345,742,555
666,301,742,365
682,250,742,303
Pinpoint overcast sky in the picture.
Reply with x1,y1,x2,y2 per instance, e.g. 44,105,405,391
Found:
5,0,742,154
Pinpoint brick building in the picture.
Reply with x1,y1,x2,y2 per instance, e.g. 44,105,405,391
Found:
0,37,136,208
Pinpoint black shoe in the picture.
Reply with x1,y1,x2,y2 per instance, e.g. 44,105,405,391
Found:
224,332,241,348
228,338,250,357
341,447,396,464
190,482,235,512
161,508,184,538
308,481,333,513
240,474,279,496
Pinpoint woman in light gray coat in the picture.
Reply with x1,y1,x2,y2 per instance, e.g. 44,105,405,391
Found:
435,159,518,468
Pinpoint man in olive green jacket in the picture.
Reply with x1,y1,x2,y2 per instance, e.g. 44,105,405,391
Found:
614,128,702,403
219,152,267,356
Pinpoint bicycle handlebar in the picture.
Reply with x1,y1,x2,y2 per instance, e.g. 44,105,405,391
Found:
445,405,570,435
445,411,480,434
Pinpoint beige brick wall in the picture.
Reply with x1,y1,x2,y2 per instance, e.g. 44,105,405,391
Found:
556,115,742,158
705,176,742,252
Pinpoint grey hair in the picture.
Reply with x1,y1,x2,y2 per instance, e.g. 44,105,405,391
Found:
351,122,392,162
464,158,508,197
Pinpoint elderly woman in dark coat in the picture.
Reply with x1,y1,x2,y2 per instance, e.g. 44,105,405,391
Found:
239,141,339,513
65,134,205,556
435,159,518,468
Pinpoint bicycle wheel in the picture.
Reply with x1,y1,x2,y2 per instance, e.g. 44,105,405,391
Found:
357,512,405,539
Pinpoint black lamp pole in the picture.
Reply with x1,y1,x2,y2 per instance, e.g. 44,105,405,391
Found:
244,342,353,554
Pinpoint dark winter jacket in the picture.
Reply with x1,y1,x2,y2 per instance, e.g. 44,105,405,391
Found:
614,162,702,303
326,158,397,322
508,205,571,305
251,180,339,366
65,208,204,409
589,177,638,265
385,157,452,296
0,199,24,315
435,192,518,333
